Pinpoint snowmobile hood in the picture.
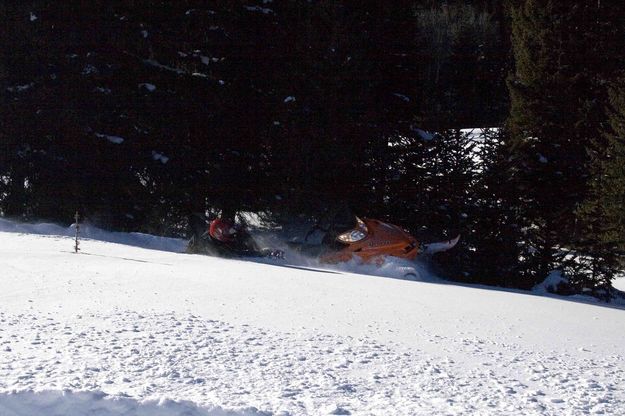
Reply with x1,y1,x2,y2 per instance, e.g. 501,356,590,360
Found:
321,218,419,264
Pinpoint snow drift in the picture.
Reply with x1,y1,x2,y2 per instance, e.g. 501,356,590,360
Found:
0,218,186,253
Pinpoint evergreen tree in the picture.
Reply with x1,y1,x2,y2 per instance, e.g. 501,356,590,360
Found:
505,0,613,284
414,2,509,129
267,1,420,214
452,128,539,287
572,78,625,298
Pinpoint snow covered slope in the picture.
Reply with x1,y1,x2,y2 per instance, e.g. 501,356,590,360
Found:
0,227,624,415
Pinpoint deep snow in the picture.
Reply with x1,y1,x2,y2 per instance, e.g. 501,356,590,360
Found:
0,222,624,415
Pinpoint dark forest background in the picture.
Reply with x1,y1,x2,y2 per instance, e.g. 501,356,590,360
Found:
1,1,624,298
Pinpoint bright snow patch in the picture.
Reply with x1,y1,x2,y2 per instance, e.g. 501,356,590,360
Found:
393,93,410,102
139,83,156,92
7,83,34,93
96,133,125,144
244,5,273,14
414,128,435,141
152,151,170,164
0,221,624,415
532,270,567,295
144,59,186,75
82,64,98,75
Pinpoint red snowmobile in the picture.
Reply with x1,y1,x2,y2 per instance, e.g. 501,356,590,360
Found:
297,216,459,266
187,212,459,265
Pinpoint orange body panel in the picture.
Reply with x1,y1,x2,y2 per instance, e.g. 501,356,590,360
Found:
320,218,419,265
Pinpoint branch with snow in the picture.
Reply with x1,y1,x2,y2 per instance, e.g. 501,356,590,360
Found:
95,133,124,144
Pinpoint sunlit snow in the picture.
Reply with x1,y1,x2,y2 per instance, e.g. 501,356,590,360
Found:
0,220,623,415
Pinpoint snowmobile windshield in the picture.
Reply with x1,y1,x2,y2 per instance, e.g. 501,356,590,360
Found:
336,217,368,243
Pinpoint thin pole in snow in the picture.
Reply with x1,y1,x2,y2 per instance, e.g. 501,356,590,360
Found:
74,211,80,253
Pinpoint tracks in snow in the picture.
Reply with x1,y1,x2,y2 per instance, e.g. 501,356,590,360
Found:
1,310,622,415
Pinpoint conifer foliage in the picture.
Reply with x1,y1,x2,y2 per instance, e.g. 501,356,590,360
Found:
504,0,623,289
572,79,625,297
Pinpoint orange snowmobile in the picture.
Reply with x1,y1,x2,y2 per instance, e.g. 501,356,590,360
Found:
301,216,459,265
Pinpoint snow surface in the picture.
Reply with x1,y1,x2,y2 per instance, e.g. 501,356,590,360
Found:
531,271,568,296
0,218,184,252
0,391,265,416
0,222,624,415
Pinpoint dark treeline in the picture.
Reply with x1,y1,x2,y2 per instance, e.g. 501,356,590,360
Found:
1,1,624,298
